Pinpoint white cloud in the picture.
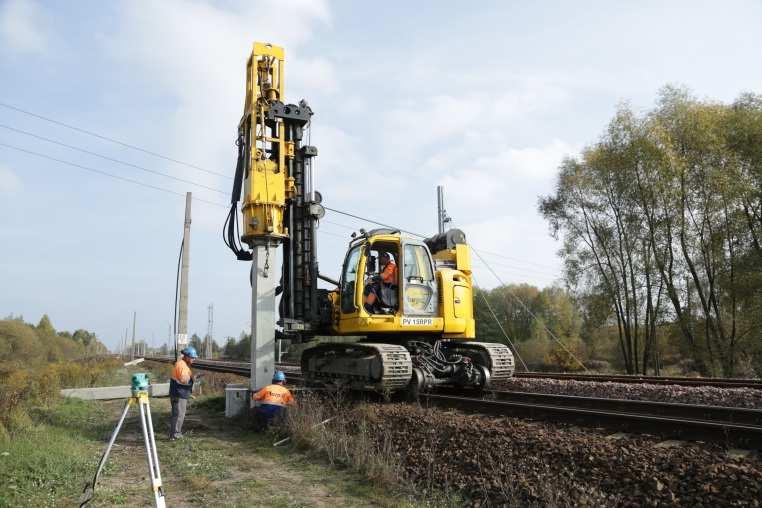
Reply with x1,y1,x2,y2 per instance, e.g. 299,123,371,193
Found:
0,165,21,193
0,0,47,54
438,139,578,212
104,0,332,230
464,214,563,289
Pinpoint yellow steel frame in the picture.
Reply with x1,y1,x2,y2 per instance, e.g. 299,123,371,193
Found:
240,42,294,243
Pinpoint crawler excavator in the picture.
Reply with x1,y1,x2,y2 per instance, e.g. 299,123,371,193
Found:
224,42,515,394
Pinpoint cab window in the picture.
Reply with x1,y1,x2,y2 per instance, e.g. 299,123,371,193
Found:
403,244,434,284
341,245,362,313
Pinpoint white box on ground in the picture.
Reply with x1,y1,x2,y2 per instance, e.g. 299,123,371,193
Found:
225,384,250,418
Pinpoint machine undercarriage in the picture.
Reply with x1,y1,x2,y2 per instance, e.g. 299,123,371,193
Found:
301,338,515,395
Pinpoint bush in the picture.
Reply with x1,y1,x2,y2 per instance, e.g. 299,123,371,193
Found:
544,337,588,371
0,358,122,434
283,392,401,487
518,337,553,370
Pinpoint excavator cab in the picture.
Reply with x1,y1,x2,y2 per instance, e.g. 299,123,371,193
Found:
336,229,441,333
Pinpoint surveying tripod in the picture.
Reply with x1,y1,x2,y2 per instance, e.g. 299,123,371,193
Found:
80,373,167,507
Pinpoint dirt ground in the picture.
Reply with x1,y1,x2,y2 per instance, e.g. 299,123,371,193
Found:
85,396,409,508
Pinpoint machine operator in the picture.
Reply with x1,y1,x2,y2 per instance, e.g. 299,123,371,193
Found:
251,371,295,431
364,251,398,313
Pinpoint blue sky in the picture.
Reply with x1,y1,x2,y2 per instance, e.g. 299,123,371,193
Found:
1,0,761,350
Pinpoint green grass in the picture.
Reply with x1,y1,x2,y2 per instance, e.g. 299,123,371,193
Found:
1,399,105,507
0,393,443,507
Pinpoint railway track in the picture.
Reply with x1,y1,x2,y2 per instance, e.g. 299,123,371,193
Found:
512,371,762,389
428,390,762,449
143,357,762,448
144,357,304,383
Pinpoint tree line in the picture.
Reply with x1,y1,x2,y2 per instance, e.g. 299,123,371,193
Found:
0,314,109,365
538,86,762,376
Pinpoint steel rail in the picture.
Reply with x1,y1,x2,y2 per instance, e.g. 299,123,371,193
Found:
513,371,762,389
143,357,304,382
486,390,762,427
421,393,762,449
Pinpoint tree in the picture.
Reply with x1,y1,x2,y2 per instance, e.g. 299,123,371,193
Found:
36,314,55,336
474,283,585,370
540,86,762,376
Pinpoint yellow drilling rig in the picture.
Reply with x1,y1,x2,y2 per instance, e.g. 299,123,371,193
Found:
224,42,515,394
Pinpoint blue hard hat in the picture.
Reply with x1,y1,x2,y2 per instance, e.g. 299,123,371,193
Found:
273,371,286,383
181,346,198,359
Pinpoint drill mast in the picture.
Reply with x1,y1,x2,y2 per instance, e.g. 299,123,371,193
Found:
225,41,324,377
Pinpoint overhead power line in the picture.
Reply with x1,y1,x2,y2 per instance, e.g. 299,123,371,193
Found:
0,101,230,179
0,142,226,208
472,274,529,372
323,206,425,238
0,106,561,276
0,124,227,195
473,247,560,271
472,248,588,372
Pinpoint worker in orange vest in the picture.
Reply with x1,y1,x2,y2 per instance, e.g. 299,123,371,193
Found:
364,251,398,313
251,371,295,431
168,346,197,440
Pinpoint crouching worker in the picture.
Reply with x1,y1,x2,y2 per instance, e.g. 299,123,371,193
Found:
251,371,294,431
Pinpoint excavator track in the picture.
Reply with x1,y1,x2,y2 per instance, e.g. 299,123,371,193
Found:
441,341,515,384
301,342,412,391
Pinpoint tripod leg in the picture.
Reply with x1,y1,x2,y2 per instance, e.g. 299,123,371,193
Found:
79,398,133,507
138,395,166,508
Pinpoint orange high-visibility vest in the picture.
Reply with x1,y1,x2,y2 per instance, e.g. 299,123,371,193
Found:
172,359,192,384
381,261,397,284
252,384,295,407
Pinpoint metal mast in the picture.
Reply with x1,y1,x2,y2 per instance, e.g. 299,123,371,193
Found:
437,185,451,234
131,311,136,360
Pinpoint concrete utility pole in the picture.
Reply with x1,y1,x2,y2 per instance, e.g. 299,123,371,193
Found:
206,303,214,359
131,311,137,360
177,192,192,358
436,185,451,234
251,243,278,391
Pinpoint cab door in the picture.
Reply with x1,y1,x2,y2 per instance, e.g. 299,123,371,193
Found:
401,242,438,318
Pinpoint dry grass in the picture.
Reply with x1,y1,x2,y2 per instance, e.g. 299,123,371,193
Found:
0,357,122,438
284,391,401,486
281,391,462,507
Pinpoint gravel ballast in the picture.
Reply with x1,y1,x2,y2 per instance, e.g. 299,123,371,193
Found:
495,377,762,409
360,404,762,507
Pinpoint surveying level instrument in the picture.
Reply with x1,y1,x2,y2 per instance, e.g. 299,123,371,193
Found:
79,373,167,507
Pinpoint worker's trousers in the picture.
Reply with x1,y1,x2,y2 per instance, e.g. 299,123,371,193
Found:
169,397,187,438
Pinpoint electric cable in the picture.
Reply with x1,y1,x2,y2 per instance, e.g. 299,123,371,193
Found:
472,248,588,372
0,101,230,179
0,124,227,194
472,274,529,372
0,142,226,208
473,247,560,271
173,239,184,362
0,112,561,274
323,206,426,238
